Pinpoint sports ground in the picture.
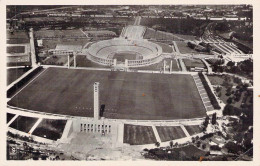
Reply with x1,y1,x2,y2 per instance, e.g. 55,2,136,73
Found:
8,67,206,120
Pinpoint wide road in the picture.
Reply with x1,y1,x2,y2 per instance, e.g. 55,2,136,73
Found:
134,16,141,26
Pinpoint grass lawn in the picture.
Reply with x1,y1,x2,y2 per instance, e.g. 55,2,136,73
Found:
7,46,25,54
184,125,203,136
173,145,207,159
156,126,186,142
175,41,200,54
182,59,205,70
7,30,29,41
76,55,110,68
42,55,68,65
7,67,31,85
9,115,38,133
153,42,173,53
7,113,15,123
207,75,239,86
40,38,90,51
144,28,180,41
32,119,67,140
123,124,156,145
7,60,31,67
215,86,246,107
8,67,206,120
172,34,196,40
7,38,29,44
35,29,86,39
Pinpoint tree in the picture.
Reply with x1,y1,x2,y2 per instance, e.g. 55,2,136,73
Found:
169,141,173,148
192,137,196,143
211,113,217,125
227,97,233,104
216,86,222,93
155,142,160,147
196,141,201,147
227,61,235,67
202,116,209,131
175,142,179,147
202,144,206,149
224,142,242,154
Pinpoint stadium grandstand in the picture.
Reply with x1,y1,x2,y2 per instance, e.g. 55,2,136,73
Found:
84,38,162,67
120,25,146,39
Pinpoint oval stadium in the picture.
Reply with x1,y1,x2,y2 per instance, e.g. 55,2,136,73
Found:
84,38,162,67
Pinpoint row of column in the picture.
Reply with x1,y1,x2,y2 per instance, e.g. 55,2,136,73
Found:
163,60,173,73
80,123,111,134
67,54,77,69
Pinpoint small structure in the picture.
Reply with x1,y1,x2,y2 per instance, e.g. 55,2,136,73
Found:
48,44,82,55
93,82,100,120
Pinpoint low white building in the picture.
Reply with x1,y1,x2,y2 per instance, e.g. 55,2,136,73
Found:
48,44,82,55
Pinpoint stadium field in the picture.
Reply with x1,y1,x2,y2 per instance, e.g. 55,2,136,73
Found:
8,67,206,120
112,52,139,61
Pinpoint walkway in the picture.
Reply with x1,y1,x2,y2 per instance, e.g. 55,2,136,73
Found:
134,16,141,25
29,28,37,67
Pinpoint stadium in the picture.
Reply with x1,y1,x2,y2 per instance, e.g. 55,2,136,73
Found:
7,25,213,147
84,38,162,67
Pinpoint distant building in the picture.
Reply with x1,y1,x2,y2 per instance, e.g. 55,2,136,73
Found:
48,44,82,55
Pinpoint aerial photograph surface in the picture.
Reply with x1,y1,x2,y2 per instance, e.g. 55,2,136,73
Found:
6,5,253,161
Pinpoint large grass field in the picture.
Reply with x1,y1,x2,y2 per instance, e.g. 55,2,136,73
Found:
156,126,186,142
32,119,67,141
123,124,157,145
8,67,206,120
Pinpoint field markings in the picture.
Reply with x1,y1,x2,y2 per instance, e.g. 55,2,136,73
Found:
180,125,190,137
9,68,48,100
28,118,43,135
7,114,19,127
152,125,162,143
